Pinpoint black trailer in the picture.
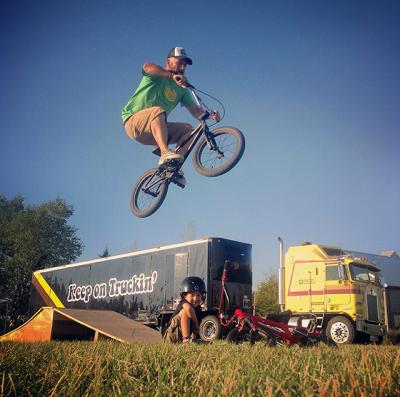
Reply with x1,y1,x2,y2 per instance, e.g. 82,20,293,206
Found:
385,286,400,330
30,237,252,341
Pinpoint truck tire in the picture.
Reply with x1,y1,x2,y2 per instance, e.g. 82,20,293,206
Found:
199,315,222,342
326,316,355,344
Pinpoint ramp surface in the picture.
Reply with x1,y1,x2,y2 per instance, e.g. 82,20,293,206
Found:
0,307,53,342
54,308,161,343
0,307,161,343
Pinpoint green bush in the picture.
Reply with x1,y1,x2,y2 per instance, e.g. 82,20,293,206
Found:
254,273,280,316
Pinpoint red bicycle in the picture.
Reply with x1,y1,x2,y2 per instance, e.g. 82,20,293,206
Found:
219,261,333,346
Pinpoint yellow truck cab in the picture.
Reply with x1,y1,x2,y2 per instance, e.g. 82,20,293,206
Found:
280,241,385,344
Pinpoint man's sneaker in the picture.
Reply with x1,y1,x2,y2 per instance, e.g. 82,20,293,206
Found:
172,170,186,188
158,150,184,166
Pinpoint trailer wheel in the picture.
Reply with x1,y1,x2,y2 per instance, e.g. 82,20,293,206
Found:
326,316,354,344
199,315,222,342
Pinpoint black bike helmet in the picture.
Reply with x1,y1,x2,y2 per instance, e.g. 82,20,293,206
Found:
180,276,206,300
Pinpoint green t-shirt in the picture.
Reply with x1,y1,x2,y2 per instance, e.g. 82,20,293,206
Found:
121,70,195,123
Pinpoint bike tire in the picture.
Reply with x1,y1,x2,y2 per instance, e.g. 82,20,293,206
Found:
227,328,273,345
226,328,251,344
130,168,168,218
192,126,245,177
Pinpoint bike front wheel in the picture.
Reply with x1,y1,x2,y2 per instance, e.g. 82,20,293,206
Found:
192,126,245,177
130,168,168,218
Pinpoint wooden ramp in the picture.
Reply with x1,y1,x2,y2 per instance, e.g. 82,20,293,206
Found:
0,307,161,343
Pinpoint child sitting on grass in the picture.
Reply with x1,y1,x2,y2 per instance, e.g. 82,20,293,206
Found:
163,276,206,344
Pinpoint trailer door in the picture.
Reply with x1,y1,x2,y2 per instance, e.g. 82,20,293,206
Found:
173,253,189,300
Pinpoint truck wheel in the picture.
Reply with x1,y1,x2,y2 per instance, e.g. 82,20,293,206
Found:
326,316,355,344
199,315,222,342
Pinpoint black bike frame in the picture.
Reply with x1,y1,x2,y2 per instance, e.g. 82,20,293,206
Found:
142,88,217,192
173,87,214,164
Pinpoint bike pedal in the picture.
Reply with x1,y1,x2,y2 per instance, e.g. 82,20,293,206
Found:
172,179,186,189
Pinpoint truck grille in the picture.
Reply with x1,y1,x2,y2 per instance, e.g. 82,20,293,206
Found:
367,294,378,322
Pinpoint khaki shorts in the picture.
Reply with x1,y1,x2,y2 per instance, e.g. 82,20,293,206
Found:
124,106,193,145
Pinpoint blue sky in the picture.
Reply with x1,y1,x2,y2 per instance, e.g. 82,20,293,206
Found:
1,0,399,286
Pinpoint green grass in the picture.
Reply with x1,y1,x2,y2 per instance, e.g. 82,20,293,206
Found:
1,342,399,396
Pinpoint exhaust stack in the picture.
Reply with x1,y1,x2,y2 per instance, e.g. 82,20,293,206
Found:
278,237,285,311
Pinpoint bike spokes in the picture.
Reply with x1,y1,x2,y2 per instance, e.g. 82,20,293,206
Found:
193,127,245,177
137,185,161,208
137,173,163,208
203,135,235,164
131,168,169,218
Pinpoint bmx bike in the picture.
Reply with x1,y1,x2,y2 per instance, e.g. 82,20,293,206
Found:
219,261,333,346
130,86,245,218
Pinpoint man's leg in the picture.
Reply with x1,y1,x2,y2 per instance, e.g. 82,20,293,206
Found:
124,107,184,165
167,122,194,156
150,114,185,165
149,113,169,152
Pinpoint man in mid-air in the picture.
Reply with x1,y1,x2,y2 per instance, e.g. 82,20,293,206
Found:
122,47,220,185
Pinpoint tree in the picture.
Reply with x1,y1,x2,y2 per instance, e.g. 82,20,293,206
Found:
254,273,280,316
99,247,110,258
0,195,83,330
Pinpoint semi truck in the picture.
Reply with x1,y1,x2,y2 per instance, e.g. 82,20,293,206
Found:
278,238,386,344
29,237,252,341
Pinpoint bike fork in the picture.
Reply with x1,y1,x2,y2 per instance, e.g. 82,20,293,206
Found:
204,130,224,159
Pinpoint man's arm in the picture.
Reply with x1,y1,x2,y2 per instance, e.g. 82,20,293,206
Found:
187,105,221,121
143,63,189,88
187,105,206,119
143,62,171,79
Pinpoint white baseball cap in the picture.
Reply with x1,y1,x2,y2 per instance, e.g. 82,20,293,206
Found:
167,47,193,65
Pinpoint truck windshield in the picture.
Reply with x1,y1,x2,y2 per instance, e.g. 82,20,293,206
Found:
349,263,382,285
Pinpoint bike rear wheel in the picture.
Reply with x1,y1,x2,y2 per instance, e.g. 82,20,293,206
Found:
192,126,245,177
226,328,252,344
227,327,278,346
130,168,168,218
